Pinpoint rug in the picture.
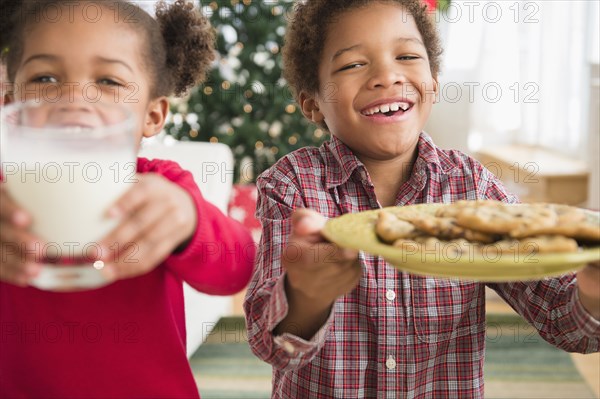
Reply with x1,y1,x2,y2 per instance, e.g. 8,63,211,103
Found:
190,315,597,399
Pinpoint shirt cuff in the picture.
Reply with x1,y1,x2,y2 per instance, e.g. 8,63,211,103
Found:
571,288,600,337
269,273,336,357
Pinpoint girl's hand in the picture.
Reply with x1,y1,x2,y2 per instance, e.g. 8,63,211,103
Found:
98,174,197,282
0,186,44,286
576,261,600,320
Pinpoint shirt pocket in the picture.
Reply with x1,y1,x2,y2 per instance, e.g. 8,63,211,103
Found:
410,276,483,343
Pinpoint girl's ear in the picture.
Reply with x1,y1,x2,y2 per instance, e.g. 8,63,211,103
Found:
299,91,325,124
3,93,14,105
142,96,169,138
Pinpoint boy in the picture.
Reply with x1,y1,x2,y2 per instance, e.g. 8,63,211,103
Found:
244,1,600,397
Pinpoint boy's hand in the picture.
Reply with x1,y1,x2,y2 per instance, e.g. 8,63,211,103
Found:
275,209,361,339
284,209,361,304
0,186,44,286
98,174,197,282
576,261,600,320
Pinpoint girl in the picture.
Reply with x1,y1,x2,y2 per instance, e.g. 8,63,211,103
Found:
0,1,255,397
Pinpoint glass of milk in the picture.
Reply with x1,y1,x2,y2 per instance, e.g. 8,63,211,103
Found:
0,100,137,291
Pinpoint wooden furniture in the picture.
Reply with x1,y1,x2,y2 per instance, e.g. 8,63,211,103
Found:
477,145,590,205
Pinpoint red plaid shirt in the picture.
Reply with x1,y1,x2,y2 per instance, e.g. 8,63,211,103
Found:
244,132,600,399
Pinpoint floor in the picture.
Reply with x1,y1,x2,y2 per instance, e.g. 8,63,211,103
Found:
486,289,600,399
231,289,599,398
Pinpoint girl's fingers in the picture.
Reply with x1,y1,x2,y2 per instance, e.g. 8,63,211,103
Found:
0,191,30,227
106,174,153,218
0,222,46,262
0,252,40,286
102,216,182,281
99,200,170,259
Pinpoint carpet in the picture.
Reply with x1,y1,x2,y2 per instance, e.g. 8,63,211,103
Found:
190,315,597,399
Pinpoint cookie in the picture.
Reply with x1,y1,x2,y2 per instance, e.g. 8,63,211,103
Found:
376,211,418,244
399,212,498,243
453,202,557,236
508,204,600,241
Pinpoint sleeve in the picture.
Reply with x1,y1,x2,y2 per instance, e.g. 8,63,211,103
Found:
488,278,600,353
243,164,335,371
138,158,255,295
476,159,600,352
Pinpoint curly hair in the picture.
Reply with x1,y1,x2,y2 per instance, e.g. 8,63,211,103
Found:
0,0,215,98
282,0,442,101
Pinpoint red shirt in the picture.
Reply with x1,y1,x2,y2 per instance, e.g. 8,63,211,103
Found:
244,133,600,399
0,158,255,398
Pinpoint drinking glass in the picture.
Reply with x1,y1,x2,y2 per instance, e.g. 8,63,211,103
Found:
1,100,137,290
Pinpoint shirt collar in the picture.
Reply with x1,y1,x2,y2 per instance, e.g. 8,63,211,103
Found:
414,131,460,176
321,132,459,190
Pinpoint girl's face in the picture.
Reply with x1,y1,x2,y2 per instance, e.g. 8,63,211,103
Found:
303,2,438,163
10,3,167,142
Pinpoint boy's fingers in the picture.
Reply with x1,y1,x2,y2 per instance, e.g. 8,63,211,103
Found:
284,240,358,270
291,208,326,239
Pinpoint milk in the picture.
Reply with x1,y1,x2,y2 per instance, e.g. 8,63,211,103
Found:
1,102,137,263
3,146,135,260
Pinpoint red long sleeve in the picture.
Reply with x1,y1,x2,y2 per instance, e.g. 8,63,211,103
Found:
0,158,255,398
139,158,255,295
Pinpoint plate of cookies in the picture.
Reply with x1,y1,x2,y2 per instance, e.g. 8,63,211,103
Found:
322,200,600,281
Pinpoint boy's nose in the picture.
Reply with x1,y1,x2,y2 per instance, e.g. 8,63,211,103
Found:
366,63,406,89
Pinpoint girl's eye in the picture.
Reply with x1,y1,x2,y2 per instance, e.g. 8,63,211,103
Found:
397,55,419,61
98,78,122,86
339,63,364,71
32,76,58,84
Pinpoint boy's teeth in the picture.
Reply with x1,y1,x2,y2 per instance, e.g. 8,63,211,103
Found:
363,101,410,115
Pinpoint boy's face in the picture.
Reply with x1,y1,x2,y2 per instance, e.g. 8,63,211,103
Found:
305,3,438,163
9,4,167,142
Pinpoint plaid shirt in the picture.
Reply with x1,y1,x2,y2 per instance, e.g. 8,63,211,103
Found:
244,132,600,399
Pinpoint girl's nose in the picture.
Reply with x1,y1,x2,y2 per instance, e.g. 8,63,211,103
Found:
55,81,97,104
56,100,96,114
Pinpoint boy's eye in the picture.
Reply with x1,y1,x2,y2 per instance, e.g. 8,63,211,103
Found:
31,76,58,84
339,63,364,72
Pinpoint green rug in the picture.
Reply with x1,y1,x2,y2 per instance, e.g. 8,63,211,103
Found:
191,316,596,399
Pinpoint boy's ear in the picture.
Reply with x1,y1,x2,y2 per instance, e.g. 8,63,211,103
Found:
142,96,169,138
299,91,325,124
432,77,439,104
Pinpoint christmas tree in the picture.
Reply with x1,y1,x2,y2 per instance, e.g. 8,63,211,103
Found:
165,0,324,182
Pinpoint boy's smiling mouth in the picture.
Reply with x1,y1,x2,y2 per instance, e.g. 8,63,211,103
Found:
360,99,414,119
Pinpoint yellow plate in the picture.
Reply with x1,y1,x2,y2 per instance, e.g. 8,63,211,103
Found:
322,204,600,281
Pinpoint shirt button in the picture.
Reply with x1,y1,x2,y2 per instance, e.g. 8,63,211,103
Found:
386,355,397,370
385,289,396,302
